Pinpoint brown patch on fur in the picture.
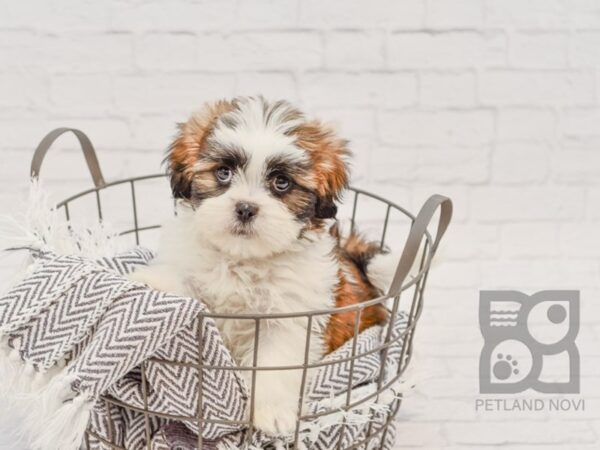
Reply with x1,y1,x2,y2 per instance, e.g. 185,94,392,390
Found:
325,229,388,353
292,121,350,211
167,100,235,198
188,159,225,199
278,187,317,222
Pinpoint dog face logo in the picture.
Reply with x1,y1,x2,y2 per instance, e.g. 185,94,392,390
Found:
479,290,580,394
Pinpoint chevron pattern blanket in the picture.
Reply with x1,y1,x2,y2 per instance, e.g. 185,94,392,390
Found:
0,248,409,450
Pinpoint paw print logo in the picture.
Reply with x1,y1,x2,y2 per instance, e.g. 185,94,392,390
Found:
479,291,579,394
493,353,519,380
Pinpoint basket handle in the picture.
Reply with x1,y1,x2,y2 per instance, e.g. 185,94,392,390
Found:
30,128,106,188
387,194,452,297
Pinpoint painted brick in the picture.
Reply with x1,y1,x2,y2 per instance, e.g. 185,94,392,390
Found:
114,74,236,113
485,0,569,28
420,72,477,107
415,146,490,184
0,72,46,109
300,72,417,108
559,224,600,257
235,73,298,102
471,187,585,222
570,31,600,66
235,0,298,28
446,421,596,445
50,74,113,114
231,32,323,71
136,33,197,70
497,108,556,140
298,0,425,28
491,142,549,184
324,31,385,70
43,34,134,73
426,0,484,28
388,31,506,68
479,70,595,106
561,107,600,140
110,0,236,31
379,110,495,146
501,223,559,258
551,149,600,183
510,32,569,68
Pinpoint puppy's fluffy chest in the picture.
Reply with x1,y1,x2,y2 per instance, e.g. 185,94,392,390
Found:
140,213,339,366
186,235,338,317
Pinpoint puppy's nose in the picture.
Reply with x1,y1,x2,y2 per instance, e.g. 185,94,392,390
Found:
235,202,259,223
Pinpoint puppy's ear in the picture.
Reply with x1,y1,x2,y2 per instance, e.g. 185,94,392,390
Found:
166,100,235,199
169,159,193,199
294,120,350,206
315,197,338,219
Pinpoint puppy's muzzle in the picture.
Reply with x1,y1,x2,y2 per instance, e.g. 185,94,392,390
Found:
235,202,259,223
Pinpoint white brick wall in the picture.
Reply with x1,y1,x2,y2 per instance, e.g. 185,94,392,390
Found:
1,1,599,448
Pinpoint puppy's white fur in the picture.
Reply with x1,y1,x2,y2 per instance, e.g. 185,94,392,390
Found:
131,207,337,434
130,98,340,435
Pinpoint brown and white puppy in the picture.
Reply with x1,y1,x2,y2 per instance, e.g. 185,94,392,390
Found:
130,97,390,435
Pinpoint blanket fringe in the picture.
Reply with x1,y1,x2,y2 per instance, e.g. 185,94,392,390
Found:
0,336,66,409
29,394,94,450
0,337,23,400
0,346,88,450
21,370,92,450
0,180,121,263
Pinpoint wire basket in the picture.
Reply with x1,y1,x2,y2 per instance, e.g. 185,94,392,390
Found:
30,128,452,450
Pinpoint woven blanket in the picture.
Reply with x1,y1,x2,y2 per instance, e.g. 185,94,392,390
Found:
0,248,409,450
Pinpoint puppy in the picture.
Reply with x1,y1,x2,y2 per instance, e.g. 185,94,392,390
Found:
130,97,391,435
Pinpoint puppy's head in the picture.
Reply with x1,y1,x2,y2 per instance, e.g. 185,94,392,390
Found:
167,97,350,258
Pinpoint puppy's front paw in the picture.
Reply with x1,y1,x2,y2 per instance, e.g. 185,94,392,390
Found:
253,401,298,436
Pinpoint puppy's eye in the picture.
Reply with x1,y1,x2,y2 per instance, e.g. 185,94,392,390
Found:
215,166,233,183
273,174,291,193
